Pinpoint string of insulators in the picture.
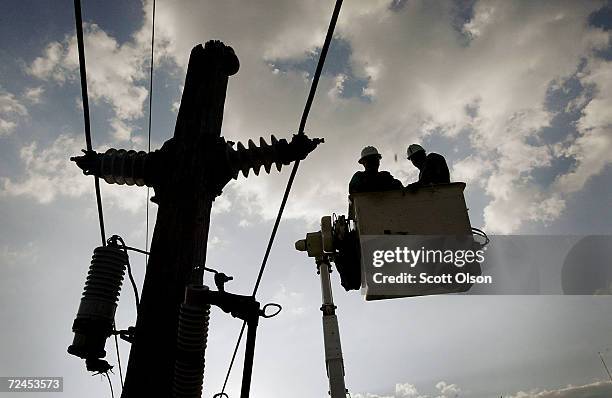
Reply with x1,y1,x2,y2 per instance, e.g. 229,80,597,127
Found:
68,237,128,372
173,285,211,398
222,133,324,179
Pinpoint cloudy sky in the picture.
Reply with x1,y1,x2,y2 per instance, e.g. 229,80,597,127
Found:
1,0,612,397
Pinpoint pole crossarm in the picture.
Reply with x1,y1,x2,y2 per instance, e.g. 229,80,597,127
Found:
71,133,322,200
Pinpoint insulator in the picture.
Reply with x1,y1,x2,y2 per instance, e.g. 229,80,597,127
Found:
224,133,324,180
68,242,128,361
173,285,211,398
99,148,148,186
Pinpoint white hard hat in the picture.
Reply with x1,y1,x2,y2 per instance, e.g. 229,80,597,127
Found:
359,146,382,163
406,144,425,159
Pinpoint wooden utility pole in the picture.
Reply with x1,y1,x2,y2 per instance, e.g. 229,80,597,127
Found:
121,41,235,398
71,40,322,397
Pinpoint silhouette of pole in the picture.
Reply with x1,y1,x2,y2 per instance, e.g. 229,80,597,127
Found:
120,41,239,398
70,40,322,398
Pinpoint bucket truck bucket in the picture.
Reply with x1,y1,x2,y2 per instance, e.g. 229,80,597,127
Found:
348,183,482,300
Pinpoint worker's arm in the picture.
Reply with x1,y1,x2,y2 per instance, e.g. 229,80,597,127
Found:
378,171,403,190
348,172,362,195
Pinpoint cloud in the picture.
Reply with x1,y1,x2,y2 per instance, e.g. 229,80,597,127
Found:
211,195,232,215
353,394,395,398
20,1,611,233
0,87,28,136
507,380,612,398
395,383,427,398
26,22,160,143
434,381,460,398
339,0,610,232
355,380,460,398
554,58,612,195
23,86,45,104
0,135,89,203
142,0,612,233
357,380,612,398
451,155,491,186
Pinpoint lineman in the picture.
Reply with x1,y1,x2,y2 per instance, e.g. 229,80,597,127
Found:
405,144,450,189
349,146,403,194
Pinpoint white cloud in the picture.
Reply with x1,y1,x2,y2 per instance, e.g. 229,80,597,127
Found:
357,380,612,398
0,87,28,136
508,380,612,398
434,381,460,398
554,58,612,195
0,135,89,203
328,73,348,99
23,86,45,104
353,394,394,398
355,380,460,398
145,0,612,233
26,22,159,144
395,383,426,398
27,41,70,82
340,0,610,233
451,155,490,186
211,195,232,215
21,1,611,234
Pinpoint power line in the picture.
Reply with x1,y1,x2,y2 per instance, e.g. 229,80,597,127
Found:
104,371,114,398
73,0,106,246
145,0,156,268
112,322,124,388
218,1,344,395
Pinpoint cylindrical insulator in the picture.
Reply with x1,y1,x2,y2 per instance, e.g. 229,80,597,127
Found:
99,148,148,186
227,134,290,179
68,244,128,360
222,134,323,181
173,285,211,398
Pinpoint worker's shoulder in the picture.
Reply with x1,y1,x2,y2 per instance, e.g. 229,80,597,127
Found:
349,171,365,184
377,170,394,177
427,152,446,161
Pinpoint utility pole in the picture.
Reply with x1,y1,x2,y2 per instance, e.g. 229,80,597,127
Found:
71,40,322,397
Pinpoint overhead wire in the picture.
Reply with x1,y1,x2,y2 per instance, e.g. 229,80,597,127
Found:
104,372,114,398
218,1,344,395
112,321,124,389
73,0,106,247
145,0,156,268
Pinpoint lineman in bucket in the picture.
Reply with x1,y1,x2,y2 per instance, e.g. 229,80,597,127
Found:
349,146,403,194
405,144,450,190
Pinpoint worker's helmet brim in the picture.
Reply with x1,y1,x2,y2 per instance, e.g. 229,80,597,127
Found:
407,148,425,160
358,154,382,164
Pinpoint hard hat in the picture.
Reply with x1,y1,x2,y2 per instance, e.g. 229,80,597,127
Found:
359,146,382,163
406,144,425,159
